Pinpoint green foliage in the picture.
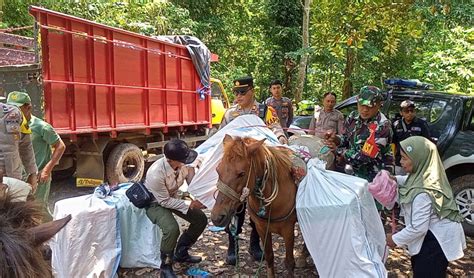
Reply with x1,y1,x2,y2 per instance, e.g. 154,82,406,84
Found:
412,26,473,94
1,0,472,111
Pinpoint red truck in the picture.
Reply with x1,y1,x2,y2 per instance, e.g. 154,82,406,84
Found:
0,6,229,186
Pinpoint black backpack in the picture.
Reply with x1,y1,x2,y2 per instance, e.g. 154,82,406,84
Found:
126,182,154,209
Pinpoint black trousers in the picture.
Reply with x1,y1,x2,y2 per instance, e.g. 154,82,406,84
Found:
225,202,257,235
411,230,448,278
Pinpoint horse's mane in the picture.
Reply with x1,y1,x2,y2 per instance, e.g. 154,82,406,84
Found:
223,137,293,176
0,199,51,278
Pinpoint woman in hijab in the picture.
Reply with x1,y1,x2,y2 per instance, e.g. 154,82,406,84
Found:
386,136,466,277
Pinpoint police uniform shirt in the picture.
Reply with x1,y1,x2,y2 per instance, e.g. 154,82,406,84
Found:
308,107,344,137
0,103,37,179
393,117,431,164
265,97,293,128
220,100,286,138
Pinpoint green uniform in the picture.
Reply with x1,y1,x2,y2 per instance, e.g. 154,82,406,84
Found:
30,115,60,219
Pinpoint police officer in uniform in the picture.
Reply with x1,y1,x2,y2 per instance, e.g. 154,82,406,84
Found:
392,100,431,174
265,79,293,129
0,95,38,191
219,76,288,265
326,86,394,182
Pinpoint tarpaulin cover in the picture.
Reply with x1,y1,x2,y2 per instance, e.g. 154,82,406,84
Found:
296,159,388,278
155,35,210,96
51,185,161,277
188,114,280,209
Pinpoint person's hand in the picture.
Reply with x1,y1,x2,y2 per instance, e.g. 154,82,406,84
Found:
278,136,288,145
324,131,340,150
189,199,206,210
386,233,397,248
27,173,38,193
39,168,52,184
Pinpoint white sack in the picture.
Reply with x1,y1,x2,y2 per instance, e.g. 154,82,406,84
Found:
188,115,280,209
52,195,121,278
105,184,162,268
296,159,387,278
51,185,162,277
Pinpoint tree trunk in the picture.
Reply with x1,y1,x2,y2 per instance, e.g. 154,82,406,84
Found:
284,58,296,99
295,0,311,104
342,47,355,100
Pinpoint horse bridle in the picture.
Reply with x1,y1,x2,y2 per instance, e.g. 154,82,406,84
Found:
215,159,253,204
215,152,296,223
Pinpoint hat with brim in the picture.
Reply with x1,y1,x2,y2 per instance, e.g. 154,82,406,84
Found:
7,91,31,107
164,139,198,164
232,76,254,93
358,86,382,107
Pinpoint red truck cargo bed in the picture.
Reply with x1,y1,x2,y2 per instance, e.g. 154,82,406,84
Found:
29,6,211,137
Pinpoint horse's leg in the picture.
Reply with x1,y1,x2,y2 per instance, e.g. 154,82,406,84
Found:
282,226,295,277
257,225,275,278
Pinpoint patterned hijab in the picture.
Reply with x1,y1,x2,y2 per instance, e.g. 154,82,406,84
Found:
398,136,463,222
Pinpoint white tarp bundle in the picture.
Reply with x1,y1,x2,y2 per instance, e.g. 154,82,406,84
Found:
51,185,161,277
296,159,388,278
52,195,121,278
188,114,280,209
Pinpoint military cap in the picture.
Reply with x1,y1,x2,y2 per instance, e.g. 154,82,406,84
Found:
7,91,31,107
400,100,415,109
358,86,383,107
232,76,254,93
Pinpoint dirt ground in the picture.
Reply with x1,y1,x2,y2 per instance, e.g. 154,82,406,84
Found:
50,178,474,277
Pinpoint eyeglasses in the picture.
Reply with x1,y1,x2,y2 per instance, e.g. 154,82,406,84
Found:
402,109,415,113
233,88,252,96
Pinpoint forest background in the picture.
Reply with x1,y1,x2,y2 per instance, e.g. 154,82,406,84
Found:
1,0,472,105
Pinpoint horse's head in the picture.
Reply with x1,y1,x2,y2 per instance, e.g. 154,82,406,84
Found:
0,194,71,277
211,135,265,227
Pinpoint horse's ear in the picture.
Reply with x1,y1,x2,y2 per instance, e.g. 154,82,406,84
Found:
28,214,72,246
246,138,266,154
223,134,233,146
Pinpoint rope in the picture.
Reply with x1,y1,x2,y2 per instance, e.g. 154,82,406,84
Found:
0,25,34,32
254,204,272,278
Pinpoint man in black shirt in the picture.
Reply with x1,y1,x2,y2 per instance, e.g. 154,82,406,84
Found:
392,100,431,174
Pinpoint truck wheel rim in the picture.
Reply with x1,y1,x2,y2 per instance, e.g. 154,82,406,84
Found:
455,188,474,225
122,156,139,180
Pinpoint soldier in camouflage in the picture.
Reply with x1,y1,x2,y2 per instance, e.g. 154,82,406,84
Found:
265,79,293,129
326,86,394,182
219,76,288,266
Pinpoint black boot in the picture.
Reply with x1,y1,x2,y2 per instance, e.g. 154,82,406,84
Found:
160,252,177,278
225,233,237,265
249,227,264,261
174,233,202,263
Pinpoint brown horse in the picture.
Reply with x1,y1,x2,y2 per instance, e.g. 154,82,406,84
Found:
0,182,71,278
211,135,298,278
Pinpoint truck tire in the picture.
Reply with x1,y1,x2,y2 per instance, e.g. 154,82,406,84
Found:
452,174,474,236
106,143,145,185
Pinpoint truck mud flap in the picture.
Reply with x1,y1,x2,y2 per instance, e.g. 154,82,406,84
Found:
76,138,109,187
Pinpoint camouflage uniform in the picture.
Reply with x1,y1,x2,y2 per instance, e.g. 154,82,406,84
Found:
265,96,293,128
0,103,37,180
220,100,286,139
337,86,394,182
338,110,394,181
